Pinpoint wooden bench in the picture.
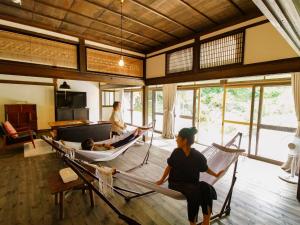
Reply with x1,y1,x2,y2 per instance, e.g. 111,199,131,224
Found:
48,171,95,219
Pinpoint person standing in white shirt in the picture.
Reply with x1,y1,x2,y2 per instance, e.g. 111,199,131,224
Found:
109,101,126,136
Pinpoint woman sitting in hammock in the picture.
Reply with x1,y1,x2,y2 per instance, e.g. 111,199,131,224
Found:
156,127,224,225
81,127,146,151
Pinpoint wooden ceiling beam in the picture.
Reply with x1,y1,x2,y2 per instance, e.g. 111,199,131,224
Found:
128,0,197,33
0,60,144,86
179,0,219,25
34,0,164,46
0,2,151,50
57,0,75,31
227,0,246,15
146,13,265,54
85,0,180,40
0,13,144,53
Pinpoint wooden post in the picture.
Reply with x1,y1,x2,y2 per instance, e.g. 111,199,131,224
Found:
53,78,57,121
193,37,200,73
78,39,87,72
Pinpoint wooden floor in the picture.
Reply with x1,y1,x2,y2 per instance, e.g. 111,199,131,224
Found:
0,138,299,225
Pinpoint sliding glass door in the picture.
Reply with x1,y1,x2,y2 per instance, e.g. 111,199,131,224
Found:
197,87,223,145
123,91,132,124
222,87,253,149
147,78,296,164
254,86,297,162
175,89,194,134
132,91,143,126
123,90,143,126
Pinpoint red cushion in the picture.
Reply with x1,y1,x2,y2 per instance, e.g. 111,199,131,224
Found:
3,121,18,138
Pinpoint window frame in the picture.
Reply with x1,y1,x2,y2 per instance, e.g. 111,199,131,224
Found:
101,90,115,107
165,44,194,75
124,89,143,126
199,30,245,70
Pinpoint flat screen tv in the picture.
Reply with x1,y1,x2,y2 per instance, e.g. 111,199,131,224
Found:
56,91,87,108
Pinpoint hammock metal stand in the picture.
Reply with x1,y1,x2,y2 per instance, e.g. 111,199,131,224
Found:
109,133,243,225
42,130,243,225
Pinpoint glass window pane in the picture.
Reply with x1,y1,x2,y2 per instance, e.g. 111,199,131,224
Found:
105,93,110,106
132,91,143,126
148,89,153,124
124,110,131,124
223,123,249,150
197,87,223,145
123,92,131,123
225,87,252,123
176,90,194,117
257,129,294,162
175,117,193,134
124,92,131,110
102,94,105,105
110,92,114,105
155,114,163,132
261,86,297,128
155,91,163,114
133,111,143,126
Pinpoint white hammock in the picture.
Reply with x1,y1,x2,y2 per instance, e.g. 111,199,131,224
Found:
45,128,150,162
114,143,245,200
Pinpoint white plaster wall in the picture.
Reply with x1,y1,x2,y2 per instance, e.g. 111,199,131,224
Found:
244,23,298,64
0,75,54,129
146,54,166,78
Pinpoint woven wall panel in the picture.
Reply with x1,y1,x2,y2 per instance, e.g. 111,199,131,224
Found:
167,47,193,74
87,48,143,77
0,30,77,69
200,32,244,69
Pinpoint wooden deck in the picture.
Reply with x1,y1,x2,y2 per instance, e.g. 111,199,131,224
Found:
0,139,299,225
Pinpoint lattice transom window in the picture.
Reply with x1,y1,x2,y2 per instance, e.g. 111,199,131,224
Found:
167,47,193,74
200,32,244,69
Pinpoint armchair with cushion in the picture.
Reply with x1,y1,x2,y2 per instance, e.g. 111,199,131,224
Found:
1,121,36,148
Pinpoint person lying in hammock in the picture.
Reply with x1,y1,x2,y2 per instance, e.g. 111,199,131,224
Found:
81,127,146,151
156,127,224,225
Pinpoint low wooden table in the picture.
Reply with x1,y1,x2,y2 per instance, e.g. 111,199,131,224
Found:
48,171,94,219
48,120,91,129
48,120,92,138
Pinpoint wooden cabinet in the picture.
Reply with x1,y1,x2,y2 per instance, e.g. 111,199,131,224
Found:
4,104,37,131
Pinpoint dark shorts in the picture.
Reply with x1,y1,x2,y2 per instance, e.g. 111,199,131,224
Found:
169,181,217,222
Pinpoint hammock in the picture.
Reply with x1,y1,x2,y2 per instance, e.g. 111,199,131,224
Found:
42,132,244,225
114,143,244,200
45,126,153,163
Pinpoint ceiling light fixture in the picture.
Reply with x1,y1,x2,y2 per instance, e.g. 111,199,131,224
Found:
59,81,71,90
11,0,22,5
118,0,125,67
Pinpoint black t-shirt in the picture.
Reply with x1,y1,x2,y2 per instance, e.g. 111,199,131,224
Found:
167,148,208,184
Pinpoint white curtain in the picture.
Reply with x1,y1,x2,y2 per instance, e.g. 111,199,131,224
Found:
162,84,177,138
291,73,300,175
291,73,300,137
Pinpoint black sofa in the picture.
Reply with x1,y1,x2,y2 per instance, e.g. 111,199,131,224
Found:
56,122,112,142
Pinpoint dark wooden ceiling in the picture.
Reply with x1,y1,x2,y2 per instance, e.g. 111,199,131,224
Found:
0,0,262,53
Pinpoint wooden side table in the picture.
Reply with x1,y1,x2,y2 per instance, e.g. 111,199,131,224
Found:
48,172,94,219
